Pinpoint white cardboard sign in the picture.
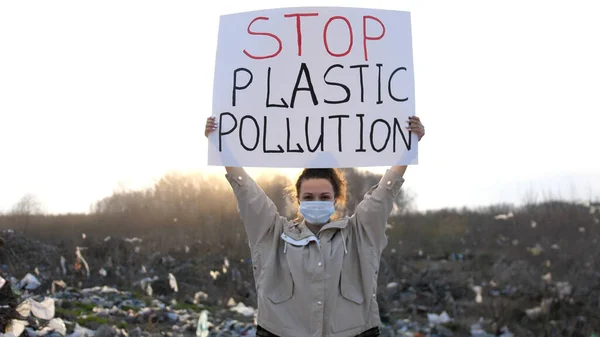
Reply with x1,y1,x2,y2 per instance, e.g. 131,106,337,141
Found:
208,7,417,168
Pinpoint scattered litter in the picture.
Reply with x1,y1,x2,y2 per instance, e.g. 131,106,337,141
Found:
169,273,178,292
494,212,513,220
227,297,236,307
194,291,209,304
75,247,90,277
125,237,142,243
196,310,209,337
28,297,55,320
229,302,255,317
556,281,572,299
542,272,552,283
19,273,41,290
427,311,451,324
60,256,67,275
386,282,399,291
472,285,483,303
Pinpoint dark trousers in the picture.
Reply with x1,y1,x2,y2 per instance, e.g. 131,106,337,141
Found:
256,325,380,337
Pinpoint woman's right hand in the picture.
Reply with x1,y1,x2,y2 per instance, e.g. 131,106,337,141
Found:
205,116,217,138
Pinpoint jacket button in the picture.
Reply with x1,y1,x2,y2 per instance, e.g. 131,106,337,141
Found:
238,176,242,180
317,301,322,306
373,294,376,298
386,181,392,185
317,262,322,267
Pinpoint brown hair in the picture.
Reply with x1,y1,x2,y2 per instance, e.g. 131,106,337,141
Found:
286,168,347,222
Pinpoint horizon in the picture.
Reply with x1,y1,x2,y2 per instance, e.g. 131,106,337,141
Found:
1,0,599,215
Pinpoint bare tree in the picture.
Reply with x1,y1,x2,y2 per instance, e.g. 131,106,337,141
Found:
10,193,43,234
11,193,43,216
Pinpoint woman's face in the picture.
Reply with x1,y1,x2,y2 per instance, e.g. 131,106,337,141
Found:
299,178,335,203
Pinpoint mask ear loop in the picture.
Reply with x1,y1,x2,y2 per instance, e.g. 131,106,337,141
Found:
284,241,288,254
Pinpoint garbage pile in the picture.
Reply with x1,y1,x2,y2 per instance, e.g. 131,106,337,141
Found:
1,225,599,336
1,275,259,337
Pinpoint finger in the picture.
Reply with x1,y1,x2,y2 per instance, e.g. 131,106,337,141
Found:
406,125,424,132
409,116,420,121
406,122,423,129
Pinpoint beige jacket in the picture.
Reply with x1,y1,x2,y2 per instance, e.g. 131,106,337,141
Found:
226,167,404,337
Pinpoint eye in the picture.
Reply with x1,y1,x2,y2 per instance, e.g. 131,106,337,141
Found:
321,195,332,200
302,195,313,201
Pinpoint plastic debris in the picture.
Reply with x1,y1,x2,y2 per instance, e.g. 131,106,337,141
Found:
28,297,55,320
125,237,142,243
168,273,178,292
67,323,96,337
194,291,209,304
75,247,90,277
525,298,553,320
427,311,451,324
499,325,514,337
494,212,513,220
60,256,67,275
227,297,236,307
19,273,41,290
196,310,209,337
472,285,483,303
542,272,552,283
556,281,572,299
5,319,26,337
51,280,66,294
229,302,255,317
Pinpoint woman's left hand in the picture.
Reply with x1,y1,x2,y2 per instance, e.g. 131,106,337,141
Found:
407,116,425,141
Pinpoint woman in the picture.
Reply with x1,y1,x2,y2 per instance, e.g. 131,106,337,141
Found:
205,116,425,337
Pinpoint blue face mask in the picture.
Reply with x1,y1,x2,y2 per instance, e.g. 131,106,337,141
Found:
299,201,335,225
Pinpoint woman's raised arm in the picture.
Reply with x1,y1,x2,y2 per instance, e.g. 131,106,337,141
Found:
352,116,425,252
205,116,284,248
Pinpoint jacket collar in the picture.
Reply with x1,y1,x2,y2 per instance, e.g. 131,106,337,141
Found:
282,218,349,241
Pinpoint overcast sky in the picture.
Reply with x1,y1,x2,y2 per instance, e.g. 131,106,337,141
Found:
1,0,599,214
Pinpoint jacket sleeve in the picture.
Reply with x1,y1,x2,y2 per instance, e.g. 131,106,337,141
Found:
225,167,284,248
352,169,405,252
